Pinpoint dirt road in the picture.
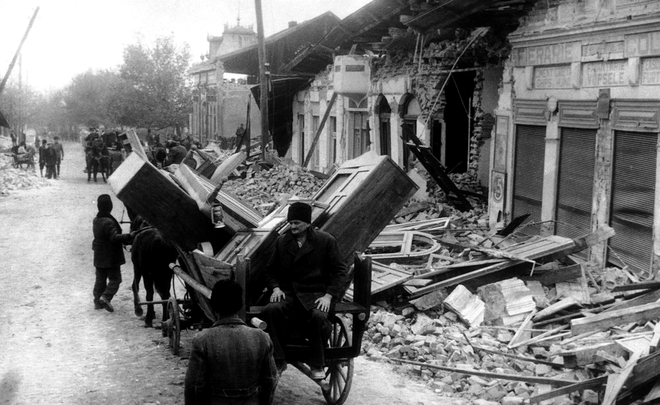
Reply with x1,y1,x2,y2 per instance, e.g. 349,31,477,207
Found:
0,142,455,405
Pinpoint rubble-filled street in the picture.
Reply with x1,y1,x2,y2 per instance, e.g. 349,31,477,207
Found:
0,139,453,405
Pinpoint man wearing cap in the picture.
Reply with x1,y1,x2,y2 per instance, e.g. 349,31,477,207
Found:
92,194,135,312
260,202,348,380
185,279,278,405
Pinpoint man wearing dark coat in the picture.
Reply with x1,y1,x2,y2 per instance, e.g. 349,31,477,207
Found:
92,194,134,312
185,279,278,405
163,140,188,167
260,202,348,380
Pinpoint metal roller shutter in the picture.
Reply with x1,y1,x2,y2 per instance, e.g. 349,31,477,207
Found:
609,131,657,274
556,128,597,239
513,125,546,235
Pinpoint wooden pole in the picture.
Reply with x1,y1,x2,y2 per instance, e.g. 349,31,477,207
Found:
0,7,39,95
254,0,269,160
303,92,338,168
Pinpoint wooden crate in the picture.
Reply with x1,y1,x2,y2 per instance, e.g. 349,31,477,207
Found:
108,152,214,251
312,151,418,263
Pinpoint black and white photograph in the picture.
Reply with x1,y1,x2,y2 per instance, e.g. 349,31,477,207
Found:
3,0,660,404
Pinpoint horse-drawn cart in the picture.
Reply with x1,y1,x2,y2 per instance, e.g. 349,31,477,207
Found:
164,244,372,405
109,150,417,405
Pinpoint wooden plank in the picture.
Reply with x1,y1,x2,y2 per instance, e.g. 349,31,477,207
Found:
176,163,262,230
643,378,660,403
508,325,570,349
345,260,412,300
602,350,644,405
108,152,213,251
529,377,608,404
650,322,660,353
605,288,660,313
409,227,615,299
508,310,537,348
571,302,660,336
393,358,576,386
192,250,234,288
612,281,660,292
521,264,583,286
210,151,246,184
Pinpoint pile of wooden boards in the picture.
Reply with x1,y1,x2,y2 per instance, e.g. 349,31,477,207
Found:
360,217,660,403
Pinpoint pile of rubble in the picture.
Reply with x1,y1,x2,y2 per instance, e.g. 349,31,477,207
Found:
131,141,657,404
222,163,326,216
0,136,50,196
209,151,659,404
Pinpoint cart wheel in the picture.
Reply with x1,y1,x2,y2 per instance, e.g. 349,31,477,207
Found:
322,315,354,405
167,297,181,355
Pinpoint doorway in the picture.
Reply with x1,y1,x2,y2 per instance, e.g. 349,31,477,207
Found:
443,72,475,173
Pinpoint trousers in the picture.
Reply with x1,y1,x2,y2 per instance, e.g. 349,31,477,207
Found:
260,294,331,368
94,266,122,302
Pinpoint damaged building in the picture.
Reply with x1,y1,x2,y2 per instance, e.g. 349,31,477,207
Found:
207,0,660,278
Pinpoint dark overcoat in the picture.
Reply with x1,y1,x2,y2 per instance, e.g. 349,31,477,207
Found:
92,216,131,268
184,316,277,405
264,227,348,310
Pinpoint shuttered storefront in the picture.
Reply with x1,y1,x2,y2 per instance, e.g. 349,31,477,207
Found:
512,125,546,234
555,128,596,239
609,131,657,273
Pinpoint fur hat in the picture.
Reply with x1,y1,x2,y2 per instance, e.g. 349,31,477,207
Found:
211,279,243,316
287,202,311,223
97,194,113,213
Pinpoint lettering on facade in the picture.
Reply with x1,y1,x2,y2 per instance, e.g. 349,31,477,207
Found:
512,42,581,66
642,57,660,84
345,65,366,72
583,41,624,58
534,65,572,89
582,60,627,87
625,31,660,57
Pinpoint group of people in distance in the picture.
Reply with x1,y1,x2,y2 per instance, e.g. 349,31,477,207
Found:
91,197,347,404
10,131,64,179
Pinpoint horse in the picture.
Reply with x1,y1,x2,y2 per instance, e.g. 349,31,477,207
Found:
107,148,125,175
85,147,100,182
130,217,178,328
86,141,110,182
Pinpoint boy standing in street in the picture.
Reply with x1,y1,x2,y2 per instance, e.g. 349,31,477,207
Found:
92,194,134,312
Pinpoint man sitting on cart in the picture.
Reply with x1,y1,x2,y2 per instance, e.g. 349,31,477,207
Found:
261,202,348,380
185,279,278,405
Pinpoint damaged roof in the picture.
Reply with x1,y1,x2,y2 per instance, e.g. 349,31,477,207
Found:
217,11,340,77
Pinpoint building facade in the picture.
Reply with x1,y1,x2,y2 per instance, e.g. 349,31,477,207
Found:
489,0,660,276
189,21,261,145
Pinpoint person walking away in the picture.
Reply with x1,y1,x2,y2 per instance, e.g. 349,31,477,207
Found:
10,131,17,147
92,194,134,312
185,279,278,404
52,136,64,177
260,202,348,380
38,139,47,177
44,143,58,179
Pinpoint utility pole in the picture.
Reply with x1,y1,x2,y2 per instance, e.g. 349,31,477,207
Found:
0,7,39,95
254,0,269,160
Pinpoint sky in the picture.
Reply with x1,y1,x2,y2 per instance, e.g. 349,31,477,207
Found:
0,0,372,93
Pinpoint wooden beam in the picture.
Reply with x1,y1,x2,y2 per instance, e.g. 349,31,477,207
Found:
529,377,608,404
602,350,644,405
303,92,338,168
612,281,660,292
571,302,660,336
392,358,576,386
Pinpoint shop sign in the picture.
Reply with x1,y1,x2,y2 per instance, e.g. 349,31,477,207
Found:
625,31,660,58
534,65,572,89
512,41,581,66
642,57,660,85
582,60,627,87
